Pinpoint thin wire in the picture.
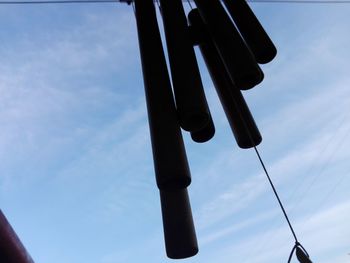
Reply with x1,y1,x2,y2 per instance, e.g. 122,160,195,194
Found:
253,146,298,242
216,60,300,243
187,0,193,9
248,112,349,261
216,53,300,243
0,0,350,4
216,61,299,243
287,244,297,263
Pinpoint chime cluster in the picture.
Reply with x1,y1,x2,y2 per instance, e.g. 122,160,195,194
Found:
133,0,276,259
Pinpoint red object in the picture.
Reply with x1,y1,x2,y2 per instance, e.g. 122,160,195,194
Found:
0,210,35,263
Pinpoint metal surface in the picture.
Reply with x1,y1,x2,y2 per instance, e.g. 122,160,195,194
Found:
190,113,215,143
159,189,198,259
0,210,35,263
189,9,262,148
159,0,210,132
134,0,191,190
222,0,277,64
193,0,263,90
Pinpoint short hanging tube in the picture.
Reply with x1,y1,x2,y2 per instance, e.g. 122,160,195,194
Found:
159,189,198,259
193,0,263,90
159,0,210,132
134,0,191,190
222,0,277,64
190,113,215,143
188,9,262,148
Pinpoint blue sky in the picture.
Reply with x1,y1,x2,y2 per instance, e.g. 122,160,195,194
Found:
0,2,350,263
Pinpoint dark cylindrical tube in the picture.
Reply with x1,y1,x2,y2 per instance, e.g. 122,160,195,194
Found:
222,0,277,64
159,0,209,132
0,210,35,263
193,0,263,90
189,9,262,148
188,25,207,46
135,0,191,189
190,113,215,143
160,189,198,259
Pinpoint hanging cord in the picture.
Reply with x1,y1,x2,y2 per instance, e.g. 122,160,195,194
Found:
213,46,311,261
224,79,314,261
287,243,297,263
186,0,193,9
226,86,312,261
223,77,299,243
253,145,298,242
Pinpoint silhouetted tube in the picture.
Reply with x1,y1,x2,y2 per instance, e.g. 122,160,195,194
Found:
159,0,209,132
135,0,191,190
160,189,198,259
193,0,263,90
190,113,215,143
0,210,35,263
222,0,277,64
189,9,262,148
188,25,206,46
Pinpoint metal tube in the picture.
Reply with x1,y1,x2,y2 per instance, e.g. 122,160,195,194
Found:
190,113,215,143
134,0,191,189
223,0,277,64
193,0,263,90
159,189,198,259
0,210,35,263
159,0,210,132
222,0,277,64
189,9,262,148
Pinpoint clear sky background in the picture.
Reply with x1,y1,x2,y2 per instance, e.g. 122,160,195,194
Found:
0,1,350,263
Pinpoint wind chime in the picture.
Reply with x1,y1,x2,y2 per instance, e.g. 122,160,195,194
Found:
129,0,313,261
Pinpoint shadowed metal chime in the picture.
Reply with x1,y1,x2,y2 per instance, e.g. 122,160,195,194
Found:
193,0,264,90
134,0,198,258
134,0,277,259
159,0,211,132
188,9,262,148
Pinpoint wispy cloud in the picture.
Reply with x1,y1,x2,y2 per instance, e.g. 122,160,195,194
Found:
191,78,350,229
188,26,350,250
0,7,141,191
1,4,350,263
198,198,350,263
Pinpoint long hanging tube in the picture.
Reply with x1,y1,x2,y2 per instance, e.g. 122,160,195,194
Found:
0,210,35,263
134,0,191,190
222,0,277,64
188,9,262,148
193,0,263,91
160,189,198,259
159,0,210,132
